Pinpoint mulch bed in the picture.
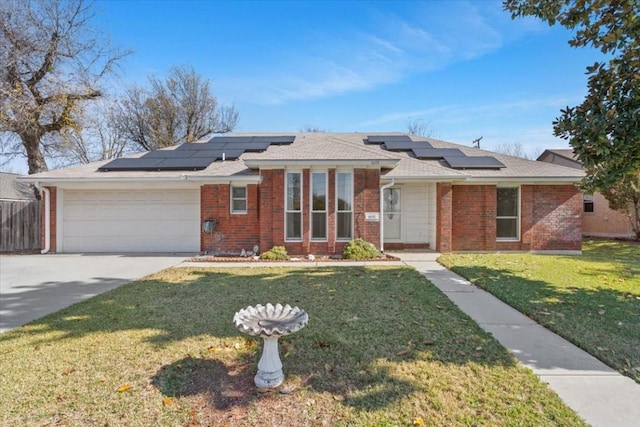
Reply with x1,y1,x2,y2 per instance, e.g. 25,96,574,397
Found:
186,254,400,263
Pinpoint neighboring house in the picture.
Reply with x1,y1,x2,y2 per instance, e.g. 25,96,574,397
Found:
21,133,585,254
537,149,635,238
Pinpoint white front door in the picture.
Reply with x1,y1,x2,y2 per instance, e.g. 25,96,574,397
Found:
383,188,402,241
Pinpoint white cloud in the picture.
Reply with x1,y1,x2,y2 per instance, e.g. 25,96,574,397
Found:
221,1,545,106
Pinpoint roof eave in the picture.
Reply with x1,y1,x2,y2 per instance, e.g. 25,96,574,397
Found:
18,174,262,184
244,159,399,169
464,176,583,183
381,175,467,182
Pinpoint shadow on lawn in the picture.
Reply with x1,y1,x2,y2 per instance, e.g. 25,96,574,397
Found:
152,356,256,409
447,262,640,383
1,266,520,411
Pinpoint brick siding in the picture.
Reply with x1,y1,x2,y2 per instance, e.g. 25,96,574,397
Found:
200,183,260,255
583,192,635,237
45,178,582,254
448,184,581,252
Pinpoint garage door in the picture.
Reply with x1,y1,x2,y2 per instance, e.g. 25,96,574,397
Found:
62,189,200,252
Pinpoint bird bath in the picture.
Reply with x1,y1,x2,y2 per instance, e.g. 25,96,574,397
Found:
233,303,308,389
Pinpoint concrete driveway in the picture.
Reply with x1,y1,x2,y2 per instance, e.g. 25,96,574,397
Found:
0,253,191,332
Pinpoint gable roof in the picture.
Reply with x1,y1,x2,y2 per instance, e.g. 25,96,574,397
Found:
537,149,583,170
20,133,584,184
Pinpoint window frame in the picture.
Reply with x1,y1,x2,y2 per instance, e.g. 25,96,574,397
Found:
230,185,247,214
285,171,303,242
583,193,595,213
310,171,328,241
335,171,354,241
496,186,520,241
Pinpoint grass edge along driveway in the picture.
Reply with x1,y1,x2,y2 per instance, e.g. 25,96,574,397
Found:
439,238,640,384
0,266,585,426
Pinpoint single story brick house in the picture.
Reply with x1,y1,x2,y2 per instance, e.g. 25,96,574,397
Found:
22,133,585,254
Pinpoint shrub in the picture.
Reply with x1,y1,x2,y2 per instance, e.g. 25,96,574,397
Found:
260,246,289,261
342,238,380,260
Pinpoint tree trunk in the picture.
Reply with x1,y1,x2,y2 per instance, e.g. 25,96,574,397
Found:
22,132,49,174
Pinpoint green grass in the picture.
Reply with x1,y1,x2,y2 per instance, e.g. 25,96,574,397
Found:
0,266,585,426
439,238,640,383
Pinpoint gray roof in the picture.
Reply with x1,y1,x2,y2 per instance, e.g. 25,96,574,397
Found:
21,133,585,183
0,172,38,200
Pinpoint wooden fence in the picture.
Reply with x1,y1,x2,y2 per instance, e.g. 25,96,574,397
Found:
0,200,41,252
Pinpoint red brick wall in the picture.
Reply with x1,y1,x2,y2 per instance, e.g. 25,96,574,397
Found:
583,192,635,237
436,183,452,252
258,168,380,256
521,184,582,251
200,183,260,254
354,169,381,246
451,185,496,251
447,184,581,252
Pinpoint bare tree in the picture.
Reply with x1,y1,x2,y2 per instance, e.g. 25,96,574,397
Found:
405,117,433,137
115,66,239,151
493,142,541,160
0,0,128,174
50,98,136,166
299,125,326,132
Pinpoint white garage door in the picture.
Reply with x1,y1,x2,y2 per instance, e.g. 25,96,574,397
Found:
62,189,200,252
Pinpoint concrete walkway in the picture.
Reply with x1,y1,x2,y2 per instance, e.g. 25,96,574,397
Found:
388,251,640,427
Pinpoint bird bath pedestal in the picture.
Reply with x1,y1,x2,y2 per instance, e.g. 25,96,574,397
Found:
233,303,308,389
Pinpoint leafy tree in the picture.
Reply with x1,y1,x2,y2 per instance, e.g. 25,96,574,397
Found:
600,174,640,238
0,0,128,174
115,66,239,151
504,0,640,191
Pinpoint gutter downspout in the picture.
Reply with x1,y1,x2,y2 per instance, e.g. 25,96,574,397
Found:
379,180,395,253
34,181,50,254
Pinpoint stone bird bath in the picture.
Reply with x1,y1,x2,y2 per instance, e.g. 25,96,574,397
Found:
233,303,308,389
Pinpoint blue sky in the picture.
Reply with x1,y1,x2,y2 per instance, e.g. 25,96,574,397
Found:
5,0,604,173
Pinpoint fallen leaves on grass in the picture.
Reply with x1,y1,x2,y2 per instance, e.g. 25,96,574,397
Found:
116,384,132,393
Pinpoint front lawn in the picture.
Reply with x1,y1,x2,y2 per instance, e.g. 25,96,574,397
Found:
0,266,584,426
439,238,640,383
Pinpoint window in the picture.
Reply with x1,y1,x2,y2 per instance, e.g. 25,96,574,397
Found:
231,186,247,214
496,187,519,240
285,172,302,240
583,193,594,213
336,172,353,240
311,172,327,240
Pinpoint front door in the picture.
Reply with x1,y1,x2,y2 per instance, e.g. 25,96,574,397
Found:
383,188,402,241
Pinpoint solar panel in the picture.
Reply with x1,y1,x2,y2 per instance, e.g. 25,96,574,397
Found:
142,149,196,158
366,135,412,144
412,148,465,159
224,141,271,151
209,136,255,143
156,157,216,169
256,135,295,144
177,142,228,150
382,140,433,151
444,156,506,169
193,149,244,159
99,157,164,171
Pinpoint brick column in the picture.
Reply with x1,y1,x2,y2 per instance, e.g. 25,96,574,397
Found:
436,183,452,252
